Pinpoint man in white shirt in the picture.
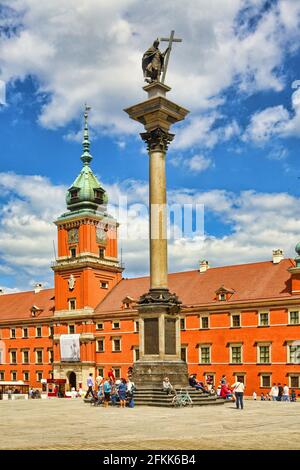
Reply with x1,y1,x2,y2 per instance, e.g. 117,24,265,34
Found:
231,380,245,410
283,384,290,402
270,383,279,401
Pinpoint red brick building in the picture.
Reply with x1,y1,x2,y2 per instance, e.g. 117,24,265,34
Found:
0,115,299,395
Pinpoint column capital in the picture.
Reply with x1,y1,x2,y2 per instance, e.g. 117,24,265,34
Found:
140,128,174,153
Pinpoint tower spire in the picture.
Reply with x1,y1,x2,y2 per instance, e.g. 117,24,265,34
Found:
81,104,92,166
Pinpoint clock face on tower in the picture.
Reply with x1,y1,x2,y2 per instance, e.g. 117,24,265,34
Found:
68,228,79,244
96,225,107,244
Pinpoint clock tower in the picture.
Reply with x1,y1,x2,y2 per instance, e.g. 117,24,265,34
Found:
52,106,123,313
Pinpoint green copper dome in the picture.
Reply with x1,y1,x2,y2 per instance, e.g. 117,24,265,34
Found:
66,106,108,212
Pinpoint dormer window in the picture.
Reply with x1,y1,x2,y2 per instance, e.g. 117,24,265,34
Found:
122,296,134,309
94,189,104,204
70,189,78,200
215,286,235,302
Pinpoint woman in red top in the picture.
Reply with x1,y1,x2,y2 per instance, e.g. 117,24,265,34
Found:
108,369,115,384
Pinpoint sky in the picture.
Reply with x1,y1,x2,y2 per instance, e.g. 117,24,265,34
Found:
1,0,300,292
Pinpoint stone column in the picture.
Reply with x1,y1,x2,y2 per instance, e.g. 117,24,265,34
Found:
124,82,189,387
141,129,173,291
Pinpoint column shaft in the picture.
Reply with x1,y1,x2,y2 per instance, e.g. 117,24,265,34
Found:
149,149,168,290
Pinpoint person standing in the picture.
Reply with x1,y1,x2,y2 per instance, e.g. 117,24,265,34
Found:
85,373,94,399
270,383,278,401
118,378,127,408
283,384,290,402
253,391,257,400
103,377,112,408
231,380,245,410
220,375,227,385
277,383,283,401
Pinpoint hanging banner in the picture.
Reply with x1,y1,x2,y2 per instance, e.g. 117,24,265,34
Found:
60,334,80,362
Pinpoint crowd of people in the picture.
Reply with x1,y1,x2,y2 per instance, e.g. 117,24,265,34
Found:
253,383,297,402
85,368,136,408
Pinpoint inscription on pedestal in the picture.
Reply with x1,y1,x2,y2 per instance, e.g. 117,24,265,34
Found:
165,317,176,354
144,318,159,354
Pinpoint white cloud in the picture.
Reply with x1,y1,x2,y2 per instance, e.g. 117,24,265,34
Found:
1,172,300,286
245,81,300,143
170,154,213,173
0,0,299,140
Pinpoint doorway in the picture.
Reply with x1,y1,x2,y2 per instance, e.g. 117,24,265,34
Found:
68,371,77,390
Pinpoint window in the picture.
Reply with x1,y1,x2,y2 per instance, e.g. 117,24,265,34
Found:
201,316,209,329
112,338,121,352
96,323,104,330
49,326,54,337
0,371,4,381
23,350,29,364
68,324,75,334
98,368,104,378
200,346,211,364
259,312,269,326
234,374,245,384
70,247,76,258
219,293,226,301
134,320,139,333
36,327,42,338
10,350,17,364
181,347,187,362
180,318,186,330
112,368,120,379
69,299,76,311
288,344,300,363
23,328,28,338
260,375,271,388
289,311,299,325
36,350,43,364
289,375,300,388
11,371,17,381
99,248,105,259
258,345,270,364
112,321,120,330
101,281,108,289
231,314,241,328
134,348,140,361
97,339,105,352
231,346,242,364
10,328,16,339
36,371,43,382
23,371,29,382
70,189,78,199
49,350,53,363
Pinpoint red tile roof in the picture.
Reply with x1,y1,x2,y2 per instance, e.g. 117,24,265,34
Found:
0,288,55,322
95,259,296,313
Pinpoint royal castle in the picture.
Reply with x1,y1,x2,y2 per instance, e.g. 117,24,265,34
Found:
0,112,299,395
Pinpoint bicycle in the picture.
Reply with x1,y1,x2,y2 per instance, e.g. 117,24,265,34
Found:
171,388,193,407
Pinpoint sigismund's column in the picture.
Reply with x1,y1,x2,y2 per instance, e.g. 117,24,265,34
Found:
124,42,190,387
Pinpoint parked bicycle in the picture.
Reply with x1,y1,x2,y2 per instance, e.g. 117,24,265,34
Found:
172,388,193,407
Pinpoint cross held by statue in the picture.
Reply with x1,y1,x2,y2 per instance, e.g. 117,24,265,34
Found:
160,30,182,84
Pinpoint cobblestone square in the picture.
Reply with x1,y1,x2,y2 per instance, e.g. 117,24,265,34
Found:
0,399,299,450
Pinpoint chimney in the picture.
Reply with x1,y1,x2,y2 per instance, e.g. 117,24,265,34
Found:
272,249,284,264
34,282,43,294
199,260,210,273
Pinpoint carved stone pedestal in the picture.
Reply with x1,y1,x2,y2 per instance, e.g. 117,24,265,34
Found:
132,289,188,388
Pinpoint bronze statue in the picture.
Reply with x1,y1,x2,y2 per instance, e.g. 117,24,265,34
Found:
142,39,169,83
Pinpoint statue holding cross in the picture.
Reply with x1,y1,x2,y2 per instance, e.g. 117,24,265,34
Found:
142,30,182,84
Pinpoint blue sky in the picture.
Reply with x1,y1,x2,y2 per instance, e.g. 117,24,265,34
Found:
1,0,300,292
